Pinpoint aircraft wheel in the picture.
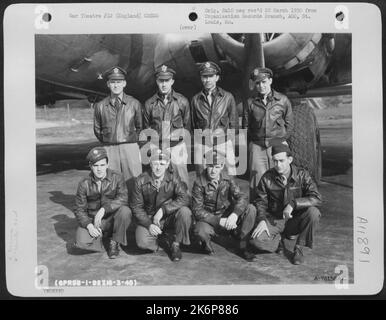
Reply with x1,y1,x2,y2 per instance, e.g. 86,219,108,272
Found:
287,103,322,184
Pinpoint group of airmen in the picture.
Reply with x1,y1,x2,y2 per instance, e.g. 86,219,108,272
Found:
73,61,322,265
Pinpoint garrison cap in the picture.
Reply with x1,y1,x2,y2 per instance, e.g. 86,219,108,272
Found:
104,66,127,81
155,65,176,80
271,142,292,157
199,61,221,76
149,148,170,162
86,147,108,165
250,67,273,82
203,149,226,166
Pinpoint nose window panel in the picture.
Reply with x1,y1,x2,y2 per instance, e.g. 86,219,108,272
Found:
189,40,208,63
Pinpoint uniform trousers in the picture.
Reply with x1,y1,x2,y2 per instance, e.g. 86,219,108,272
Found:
104,143,142,196
135,206,192,252
249,207,321,252
249,142,273,201
75,206,132,252
168,141,190,189
194,204,257,249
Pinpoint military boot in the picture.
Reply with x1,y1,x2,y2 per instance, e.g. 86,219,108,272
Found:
170,242,182,262
107,239,119,259
293,245,305,265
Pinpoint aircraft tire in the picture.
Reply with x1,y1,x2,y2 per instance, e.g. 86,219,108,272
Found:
287,103,322,184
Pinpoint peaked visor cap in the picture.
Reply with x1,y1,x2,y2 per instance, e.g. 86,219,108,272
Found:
155,65,176,80
199,61,221,76
250,67,273,82
104,66,127,81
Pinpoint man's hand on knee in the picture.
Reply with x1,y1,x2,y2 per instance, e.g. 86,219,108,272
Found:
251,221,270,239
149,224,162,237
224,213,238,230
283,204,293,220
87,223,102,238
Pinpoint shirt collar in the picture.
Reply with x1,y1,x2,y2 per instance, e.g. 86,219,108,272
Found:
156,90,176,102
90,168,113,183
254,89,280,102
273,165,297,185
200,170,229,185
108,93,128,107
200,86,224,99
143,168,173,185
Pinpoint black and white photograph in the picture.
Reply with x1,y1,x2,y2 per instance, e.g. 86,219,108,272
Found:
34,32,353,286
3,3,383,296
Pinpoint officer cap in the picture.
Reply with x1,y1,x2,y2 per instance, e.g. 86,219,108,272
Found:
155,64,176,80
250,67,273,82
104,66,127,81
271,142,292,157
86,147,108,165
203,149,226,166
199,61,221,76
149,148,170,162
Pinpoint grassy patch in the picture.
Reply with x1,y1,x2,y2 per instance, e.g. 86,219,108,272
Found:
314,104,352,121
36,105,93,122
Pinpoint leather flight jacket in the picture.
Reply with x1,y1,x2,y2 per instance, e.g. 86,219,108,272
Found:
191,87,238,138
130,170,191,228
253,164,322,224
143,90,191,147
94,93,143,144
192,171,248,226
243,89,294,147
74,169,129,228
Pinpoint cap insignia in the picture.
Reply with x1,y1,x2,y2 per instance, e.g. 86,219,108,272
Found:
205,62,211,68
161,65,167,72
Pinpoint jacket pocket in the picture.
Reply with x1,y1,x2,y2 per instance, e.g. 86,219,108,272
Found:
289,186,302,199
250,120,262,130
198,119,207,128
172,117,183,128
102,127,112,138
219,116,229,128
276,118,285,127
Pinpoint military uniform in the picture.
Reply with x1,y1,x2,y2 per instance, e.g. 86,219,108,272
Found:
74,147,132,253
93,66,142,192
191,61,238,176
130,153,192,252
250,148,322,253
192,158,256,254
243,68,294,200
143,65,191,187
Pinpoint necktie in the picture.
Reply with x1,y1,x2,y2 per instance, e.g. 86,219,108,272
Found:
207,93,213,106
96,180,102,193
208,179,219,191
154,179,161,192
114,98,121,110
163,95,168,106
281,175,288,186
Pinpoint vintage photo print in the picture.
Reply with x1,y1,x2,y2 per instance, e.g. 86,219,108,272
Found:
3,3,383,297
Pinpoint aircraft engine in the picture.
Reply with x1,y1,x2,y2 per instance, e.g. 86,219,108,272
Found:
212,33,336,94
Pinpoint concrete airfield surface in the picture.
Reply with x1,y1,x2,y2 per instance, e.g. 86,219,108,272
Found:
36,117,353,286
